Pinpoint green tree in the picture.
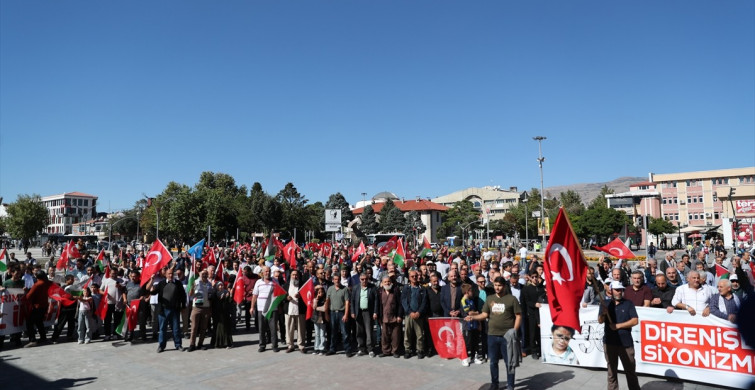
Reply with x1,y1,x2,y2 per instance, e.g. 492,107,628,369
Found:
573,207,629,243
559,190,586,217
647,217,676,245
276,183,308,239
5,194,48,241
436,200,481,242
403,211,426,245
588,185,614,210
303,201,326,240
359,205,379,235
379,199,406,233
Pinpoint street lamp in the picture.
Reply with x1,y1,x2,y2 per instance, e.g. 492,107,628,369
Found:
522,193,529,247
533,136,547,248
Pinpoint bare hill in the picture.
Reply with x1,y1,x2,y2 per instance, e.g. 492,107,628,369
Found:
543,176,646,205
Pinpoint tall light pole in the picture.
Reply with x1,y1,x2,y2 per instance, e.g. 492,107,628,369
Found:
533,136,547,249
522,193,529,247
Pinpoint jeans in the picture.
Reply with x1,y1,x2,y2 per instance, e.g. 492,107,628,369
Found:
158,307,182,349
488,334,515,389
314,322,326,351
77,311,93,342
329,310,351,353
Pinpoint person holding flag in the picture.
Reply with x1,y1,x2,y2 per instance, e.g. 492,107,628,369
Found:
188,270,214,352
149,267,187,353
598,281,640,390
251,266,282,353
283,269,307,354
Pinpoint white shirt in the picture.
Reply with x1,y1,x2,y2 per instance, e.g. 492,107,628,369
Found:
519,247,528,260
671,283,712,313
287,282,300,315
253,279,275,311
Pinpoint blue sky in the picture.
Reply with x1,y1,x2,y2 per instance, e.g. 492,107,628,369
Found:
1,1,753,211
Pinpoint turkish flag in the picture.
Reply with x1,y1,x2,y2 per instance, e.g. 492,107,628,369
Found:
592,238,636,259
216,261,226,284
428,318,468,360
127,299,141,332
321,243,332,258
544,208,588,331
232,277,246,305
47,283,77,306
68,240,81,260
284,240,299,268
379,236,398,256
351,242,366,263
56,242,70,270
140,240,173,286
298,278,314,320
95,287,109,321
202,248,217,266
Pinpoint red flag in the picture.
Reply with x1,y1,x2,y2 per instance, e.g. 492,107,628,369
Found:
202,247,217,266
428,318,468,360
68,240,81,260
56,242,70,270
592,238,636,259
298,277,314,320
544,208,588,331
351,242,366,263
273,237,286,254
48,283,77,306
284,240,299,268
127,299,141,332
715,264,729,278
216,261,226,284
322,243,332,258
750,261,755,276
96,287,109,321
97,249,105,261
140,240,173,286
232,276,246,305
379,236,398,256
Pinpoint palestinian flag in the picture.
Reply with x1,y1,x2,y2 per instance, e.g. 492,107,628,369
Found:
187,259,197,294
0,248,7,272
715,264,729,279
69,278,92,297
418,236,432,258
392,238,406,268
263,281,287,320
115,306,128,336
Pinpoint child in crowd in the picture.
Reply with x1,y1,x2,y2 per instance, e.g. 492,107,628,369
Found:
311,285,328,355
461,283,482,366
78,287,94,344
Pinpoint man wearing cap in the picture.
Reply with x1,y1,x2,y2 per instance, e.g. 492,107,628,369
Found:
730,274,749,300
599,281,640,390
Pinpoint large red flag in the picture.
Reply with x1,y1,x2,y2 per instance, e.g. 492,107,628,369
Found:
428,318,468,361
543,208,588,331
48,283,77,306
95,287,109,321
56,242,70,270
216,261,226,284
202,248,217,266
321,243,332,258
351,242,366,263
592,238,636,259
298,277,314,320
232,277,246,305
140,240,173,286
284,240,299,268
378,236,398,256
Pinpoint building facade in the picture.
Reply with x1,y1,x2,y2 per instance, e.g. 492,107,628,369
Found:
41,192,98,235
351,193,448,244
432,186,521,221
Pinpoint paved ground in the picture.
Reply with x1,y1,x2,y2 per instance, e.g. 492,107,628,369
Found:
2,247,745,390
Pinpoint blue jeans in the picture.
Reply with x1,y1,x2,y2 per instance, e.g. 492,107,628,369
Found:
158,307,182,349
488,334,515,389
329,310,351,353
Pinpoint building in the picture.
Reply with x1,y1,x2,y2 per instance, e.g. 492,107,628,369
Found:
607,168,755,248
350,192,448,244
41,192,98,235
432,186,522,221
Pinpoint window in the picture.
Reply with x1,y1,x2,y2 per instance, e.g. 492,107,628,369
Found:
673,197,678,204
693,214,698,220
688,196,692,203
714,212,720,219
662,198,667,204
84,199,88,206
672,181,678,187
698,196,703,203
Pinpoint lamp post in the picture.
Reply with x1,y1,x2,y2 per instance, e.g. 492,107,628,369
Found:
522,194,529,247
533,136,547,248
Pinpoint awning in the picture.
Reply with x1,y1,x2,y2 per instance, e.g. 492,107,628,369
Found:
680,226,704,233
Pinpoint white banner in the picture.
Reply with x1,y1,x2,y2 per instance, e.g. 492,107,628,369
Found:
0,289,60,336
539,305,754,389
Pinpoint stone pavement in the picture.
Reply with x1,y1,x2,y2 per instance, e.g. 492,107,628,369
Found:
0,326,740,390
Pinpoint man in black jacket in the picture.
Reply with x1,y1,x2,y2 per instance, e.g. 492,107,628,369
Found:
401,269,428,359
521,272,546,359
149,267,187,353
350,271,378,356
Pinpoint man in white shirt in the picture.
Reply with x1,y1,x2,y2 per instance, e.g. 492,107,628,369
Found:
518,244,528,262
671,270,712,316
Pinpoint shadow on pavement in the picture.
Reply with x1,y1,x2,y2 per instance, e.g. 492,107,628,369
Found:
513,370,575,389
0,359,96,389
641,380,684,390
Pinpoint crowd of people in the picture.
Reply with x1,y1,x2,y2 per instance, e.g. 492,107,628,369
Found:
1,238,754,390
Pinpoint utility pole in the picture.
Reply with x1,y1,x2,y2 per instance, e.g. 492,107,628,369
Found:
533,136,547,249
